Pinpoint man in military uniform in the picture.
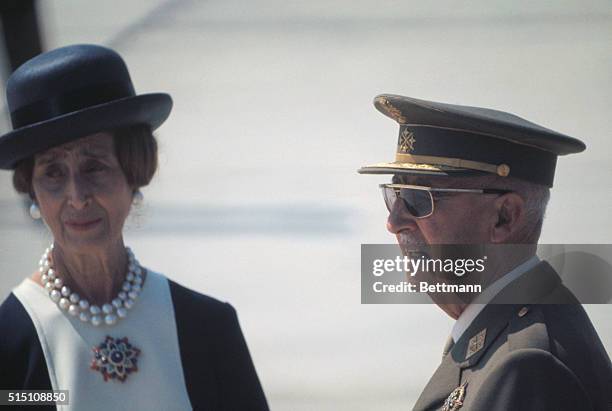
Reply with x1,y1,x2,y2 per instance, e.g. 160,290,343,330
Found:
358,94,612,410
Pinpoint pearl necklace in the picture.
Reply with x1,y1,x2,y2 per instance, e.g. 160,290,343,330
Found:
39,244,144,327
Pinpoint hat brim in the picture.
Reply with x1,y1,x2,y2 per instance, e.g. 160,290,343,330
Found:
0,92,172,169
358,161,485,176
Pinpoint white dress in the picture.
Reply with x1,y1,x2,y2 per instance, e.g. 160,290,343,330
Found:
12,270,193,411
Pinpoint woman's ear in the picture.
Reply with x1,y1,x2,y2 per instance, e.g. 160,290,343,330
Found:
490,193,525,243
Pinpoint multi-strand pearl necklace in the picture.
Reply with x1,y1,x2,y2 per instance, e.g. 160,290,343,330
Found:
39,244,144,327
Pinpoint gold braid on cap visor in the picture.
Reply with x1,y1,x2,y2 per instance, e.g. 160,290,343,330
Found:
395,153,511,177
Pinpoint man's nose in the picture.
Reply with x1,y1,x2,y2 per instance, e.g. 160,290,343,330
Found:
387,198,418,234
66,173,91,209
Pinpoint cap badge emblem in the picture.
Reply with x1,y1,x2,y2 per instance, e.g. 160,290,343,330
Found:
442,381,467,411
398,129,416,153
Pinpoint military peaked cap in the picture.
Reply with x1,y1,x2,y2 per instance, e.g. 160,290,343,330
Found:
358,94,586,187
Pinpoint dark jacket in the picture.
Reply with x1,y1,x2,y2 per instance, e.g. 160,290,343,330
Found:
413,261,612,411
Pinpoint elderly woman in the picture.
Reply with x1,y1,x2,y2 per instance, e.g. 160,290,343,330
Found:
0,44,268,410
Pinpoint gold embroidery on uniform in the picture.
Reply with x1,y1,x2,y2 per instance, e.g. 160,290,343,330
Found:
466,328,487,359
394,153,501,174
375,96,407,124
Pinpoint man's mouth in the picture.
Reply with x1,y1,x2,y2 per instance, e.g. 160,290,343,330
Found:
396,232,431,259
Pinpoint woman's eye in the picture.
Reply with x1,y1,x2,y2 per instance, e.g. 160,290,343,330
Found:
45,167,63,178
84,162,107,173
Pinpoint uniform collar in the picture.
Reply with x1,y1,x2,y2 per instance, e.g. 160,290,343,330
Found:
450,260,562,369
451,255,540,342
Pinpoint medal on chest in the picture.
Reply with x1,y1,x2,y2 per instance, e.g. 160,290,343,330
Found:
442,381,467,411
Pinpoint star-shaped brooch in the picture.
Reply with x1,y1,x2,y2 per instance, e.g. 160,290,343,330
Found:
90,336,141,382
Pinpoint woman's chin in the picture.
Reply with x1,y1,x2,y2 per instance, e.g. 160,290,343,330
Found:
58,228,111,251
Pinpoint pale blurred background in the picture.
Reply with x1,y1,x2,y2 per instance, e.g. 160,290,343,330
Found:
0,1,610,410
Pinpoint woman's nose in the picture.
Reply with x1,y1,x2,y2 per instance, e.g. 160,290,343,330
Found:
66,173,91,209
386,197,418,234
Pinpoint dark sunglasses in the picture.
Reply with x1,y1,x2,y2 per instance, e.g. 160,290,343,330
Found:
379,183,511,218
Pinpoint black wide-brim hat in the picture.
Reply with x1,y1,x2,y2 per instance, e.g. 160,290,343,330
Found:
358,94,586,187
0,44,173,169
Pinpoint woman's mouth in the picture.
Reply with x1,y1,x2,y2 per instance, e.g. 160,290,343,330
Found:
64,218,102,231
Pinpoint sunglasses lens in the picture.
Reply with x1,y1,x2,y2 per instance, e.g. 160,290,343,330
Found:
381,187,397,212
400,188,433,217
381,187,433,217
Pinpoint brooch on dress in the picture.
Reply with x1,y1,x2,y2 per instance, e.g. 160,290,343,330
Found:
90,336,141,382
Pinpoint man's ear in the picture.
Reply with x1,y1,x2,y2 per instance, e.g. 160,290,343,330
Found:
490,193,525,243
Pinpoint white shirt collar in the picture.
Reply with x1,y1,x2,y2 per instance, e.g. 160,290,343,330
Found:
450,255,540,343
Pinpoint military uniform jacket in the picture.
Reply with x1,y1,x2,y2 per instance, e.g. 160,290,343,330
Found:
0,271,269,411
413,261,612,411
